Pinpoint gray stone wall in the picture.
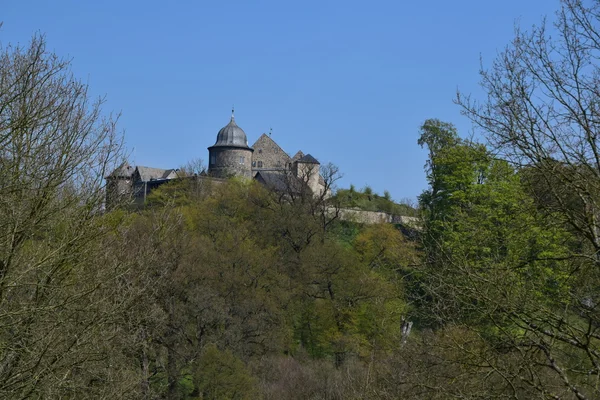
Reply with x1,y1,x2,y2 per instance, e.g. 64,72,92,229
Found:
329,207,421,228
335,208,392,224
251,134,291,170
208,147,253,178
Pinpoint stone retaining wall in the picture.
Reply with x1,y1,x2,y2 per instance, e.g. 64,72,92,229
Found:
330,207,420,227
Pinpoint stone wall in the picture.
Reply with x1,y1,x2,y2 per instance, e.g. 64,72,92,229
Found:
251,134,291,170
208,147,253,178
329,207,421,228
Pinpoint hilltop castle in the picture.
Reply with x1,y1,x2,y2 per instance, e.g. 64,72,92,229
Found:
106,111,327,206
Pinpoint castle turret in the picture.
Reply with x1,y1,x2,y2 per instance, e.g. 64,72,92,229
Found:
207,110,254,178
293,154,321,194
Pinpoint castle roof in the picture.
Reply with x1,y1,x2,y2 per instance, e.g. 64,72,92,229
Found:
297,154,320,164
134,166,178,182
254,171,302,193
208,112,252,150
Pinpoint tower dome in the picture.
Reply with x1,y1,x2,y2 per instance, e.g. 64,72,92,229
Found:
207,110,254,178
211,114,251,149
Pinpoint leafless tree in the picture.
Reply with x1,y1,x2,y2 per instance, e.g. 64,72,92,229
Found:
0,34,129,397
263,162,342,252
178,157,206,177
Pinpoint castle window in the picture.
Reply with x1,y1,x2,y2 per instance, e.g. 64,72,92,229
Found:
252,161,256,167
258,161,263,168
239,156,245,164
210,155,216,165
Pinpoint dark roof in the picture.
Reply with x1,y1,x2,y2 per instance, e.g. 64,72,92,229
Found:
254,171,302,193
135,166,178,182
209,114,252,150
252,168,287,172
297,154,320,164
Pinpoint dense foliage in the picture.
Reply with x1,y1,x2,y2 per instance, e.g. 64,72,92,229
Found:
116,177,419,399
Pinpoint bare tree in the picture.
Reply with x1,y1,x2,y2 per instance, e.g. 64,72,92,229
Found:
0,34,129,397
262,162,342,252
178,157,206,177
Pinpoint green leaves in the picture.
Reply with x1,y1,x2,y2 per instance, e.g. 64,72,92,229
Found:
195,345,258,400
416,117,600,397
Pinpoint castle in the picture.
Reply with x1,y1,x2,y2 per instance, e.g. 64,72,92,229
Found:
105,112,422,228
106,111,328,206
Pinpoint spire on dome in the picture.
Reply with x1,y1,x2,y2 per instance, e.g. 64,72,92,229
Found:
208,110,252,149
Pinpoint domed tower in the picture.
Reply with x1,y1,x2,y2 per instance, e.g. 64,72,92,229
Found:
208,110,254,178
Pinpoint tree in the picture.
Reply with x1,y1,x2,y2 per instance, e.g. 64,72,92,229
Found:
450,1,600,395
457,0,600,253
418,119,490,254
0,34,128,397
194,344,258,399
417,120,582,398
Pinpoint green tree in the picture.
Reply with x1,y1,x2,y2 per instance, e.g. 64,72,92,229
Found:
194,345,258,400
455,0,600,397
418,119,490,254
109,171,415,397
417,118,594,398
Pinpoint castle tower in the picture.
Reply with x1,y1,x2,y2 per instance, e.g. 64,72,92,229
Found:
207,110,254,178
293,154,321,194
105,162,134,209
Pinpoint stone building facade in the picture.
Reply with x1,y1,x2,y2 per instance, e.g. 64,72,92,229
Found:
251,133,292,170
208,147,254,179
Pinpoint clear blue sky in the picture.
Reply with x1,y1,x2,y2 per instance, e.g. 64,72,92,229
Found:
1,0,560,202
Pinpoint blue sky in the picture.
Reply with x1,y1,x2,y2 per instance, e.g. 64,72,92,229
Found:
1,0,561,201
